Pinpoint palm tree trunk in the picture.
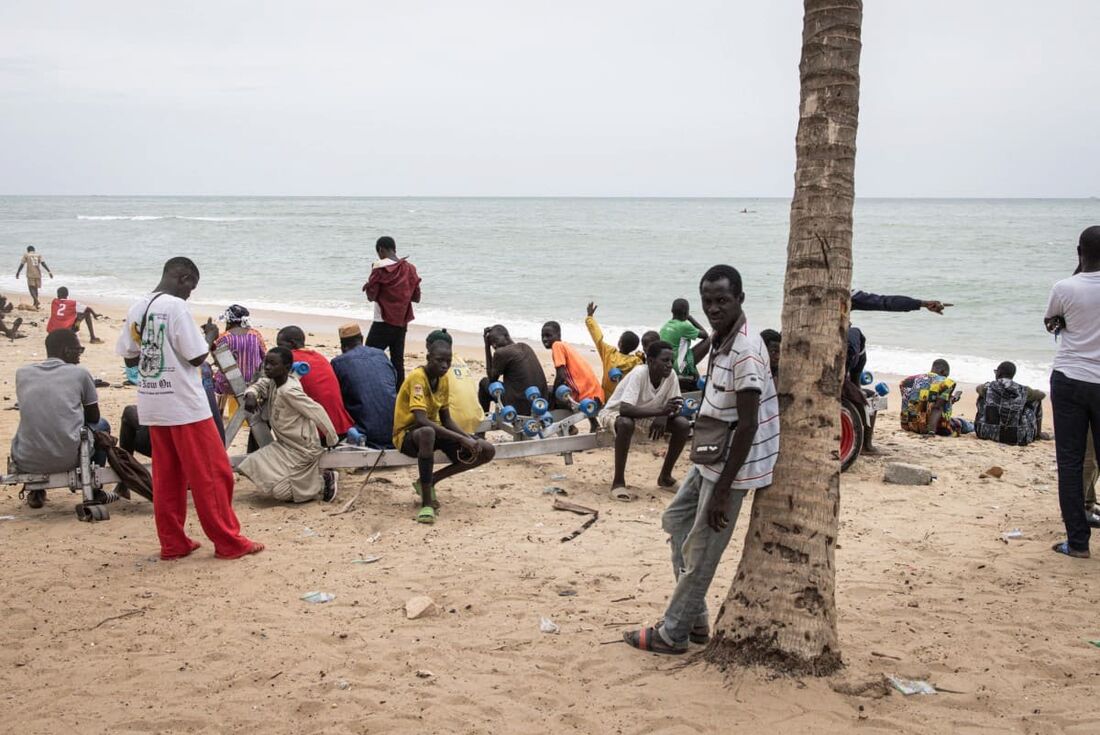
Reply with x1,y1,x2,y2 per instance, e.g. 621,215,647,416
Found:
703,0,862,675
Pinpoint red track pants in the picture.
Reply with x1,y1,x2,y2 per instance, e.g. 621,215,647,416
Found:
150,419,254,559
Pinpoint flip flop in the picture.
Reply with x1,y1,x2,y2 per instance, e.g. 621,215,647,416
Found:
215,541,265,560
623,626,687,655
656,617,709,644
1051,541,1090,558
413,480,439,510
416,506,436,525
611,486,631,502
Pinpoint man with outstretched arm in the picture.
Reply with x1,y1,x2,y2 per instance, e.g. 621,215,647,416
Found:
116,257,262,561
585,301,643,399
393,338,496,525
624,264,779,655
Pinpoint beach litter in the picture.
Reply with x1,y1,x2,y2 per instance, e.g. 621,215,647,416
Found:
980,466,1005,479
550,473,567,481
301,591,336,604
302,526,319,537
415,670,434,678
553,498,599,543
540,616,561,634
887,675,937,695
1002,529,1024,541
352,555,383,564
1088,640,1100,648
366,531,382,543
542,486,567,496
336,679,350,690
0,515,17,521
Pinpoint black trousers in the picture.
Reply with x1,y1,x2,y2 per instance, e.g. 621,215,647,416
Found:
1051,370,1100,551
366,321,408,386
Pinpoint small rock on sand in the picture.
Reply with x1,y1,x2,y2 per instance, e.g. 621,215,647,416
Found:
883,462,934,485
406,596,437,620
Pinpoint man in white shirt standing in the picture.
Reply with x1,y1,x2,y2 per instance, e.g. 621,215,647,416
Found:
116,257,263,561
1045,226,1100,559
624,264,779,654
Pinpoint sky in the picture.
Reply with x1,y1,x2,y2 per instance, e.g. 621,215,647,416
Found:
0,1,1097,197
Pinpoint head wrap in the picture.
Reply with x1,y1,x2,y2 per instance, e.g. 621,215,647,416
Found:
220,304,251,328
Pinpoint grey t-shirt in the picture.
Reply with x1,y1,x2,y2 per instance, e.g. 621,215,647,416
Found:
11,358,98,473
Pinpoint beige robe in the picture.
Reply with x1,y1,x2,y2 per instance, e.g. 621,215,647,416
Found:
237,376,338,502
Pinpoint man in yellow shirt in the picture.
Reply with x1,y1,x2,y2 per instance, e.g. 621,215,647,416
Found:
585,302,644,399
393,338,495,524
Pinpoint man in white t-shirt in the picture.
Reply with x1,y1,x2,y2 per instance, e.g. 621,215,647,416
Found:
598,339,689,501
624,264,779,654
1045,226,1100,559
116,257,262,561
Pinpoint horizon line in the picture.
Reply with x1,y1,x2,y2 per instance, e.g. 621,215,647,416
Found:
0,193,1096,200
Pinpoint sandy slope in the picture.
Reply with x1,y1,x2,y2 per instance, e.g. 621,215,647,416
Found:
0,296,1095,735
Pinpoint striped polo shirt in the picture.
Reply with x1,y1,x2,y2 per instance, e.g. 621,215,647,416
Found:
697,314,780,489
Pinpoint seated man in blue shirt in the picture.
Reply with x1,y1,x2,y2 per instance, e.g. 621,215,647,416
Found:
331,323,397,448
11,330,109,508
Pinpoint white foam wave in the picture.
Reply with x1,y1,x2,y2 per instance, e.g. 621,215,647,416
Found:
866,345,1051,388
76,215,257,222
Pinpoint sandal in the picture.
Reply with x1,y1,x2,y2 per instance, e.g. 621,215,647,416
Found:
623,626,687,655
1051,541,1090,559
416,506,436,524
611,485,631,502
656,617,709,644
413,480,439,510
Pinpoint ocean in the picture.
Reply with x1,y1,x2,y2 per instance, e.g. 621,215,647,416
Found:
1,196,1094,386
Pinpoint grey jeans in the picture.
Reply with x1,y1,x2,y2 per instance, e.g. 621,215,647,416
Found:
658,465,747,648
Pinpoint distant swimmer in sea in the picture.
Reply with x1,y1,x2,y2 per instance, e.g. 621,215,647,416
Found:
898,359,966,437
973,361,1045,446
599,339,689,501
363,236,421,385
15,246,53,309
46,287,102,343
585,301,644,400
659,298,711,391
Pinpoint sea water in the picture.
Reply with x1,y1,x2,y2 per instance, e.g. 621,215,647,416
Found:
1,196,1093,386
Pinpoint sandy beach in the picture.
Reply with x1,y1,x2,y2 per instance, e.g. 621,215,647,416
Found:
0,294,1095,735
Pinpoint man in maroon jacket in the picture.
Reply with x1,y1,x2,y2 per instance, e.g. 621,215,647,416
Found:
363,236,421,384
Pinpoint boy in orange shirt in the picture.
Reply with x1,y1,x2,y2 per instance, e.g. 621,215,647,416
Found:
541,321,604,431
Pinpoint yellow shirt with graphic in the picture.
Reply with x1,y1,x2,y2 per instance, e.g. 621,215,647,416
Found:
586,316,644,399
393,366,451,449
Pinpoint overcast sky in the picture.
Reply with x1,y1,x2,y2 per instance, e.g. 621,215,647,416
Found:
1,1,1096,197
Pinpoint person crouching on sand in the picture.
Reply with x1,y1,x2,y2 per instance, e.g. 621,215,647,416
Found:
237,347,340,504
899,359,965,437
599,339,689,502
393,338,495,524
116,257,262,560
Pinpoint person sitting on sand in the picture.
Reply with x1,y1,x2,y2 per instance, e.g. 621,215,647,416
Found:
585,301,643,399
0,295,24,340
238,347,339,504
116,256,262,561
599,340,689,501
479,324,548,416
393,338,496,525
760,329,781,380
11,330,110,508
276,326,354,438
623,264,779,655
659,298,711,391
899,359,964,436
974,361,1045,446
426,329,484,433
331,322,396,448
15,246,53,309
211,304,267,406
46,287,103,343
